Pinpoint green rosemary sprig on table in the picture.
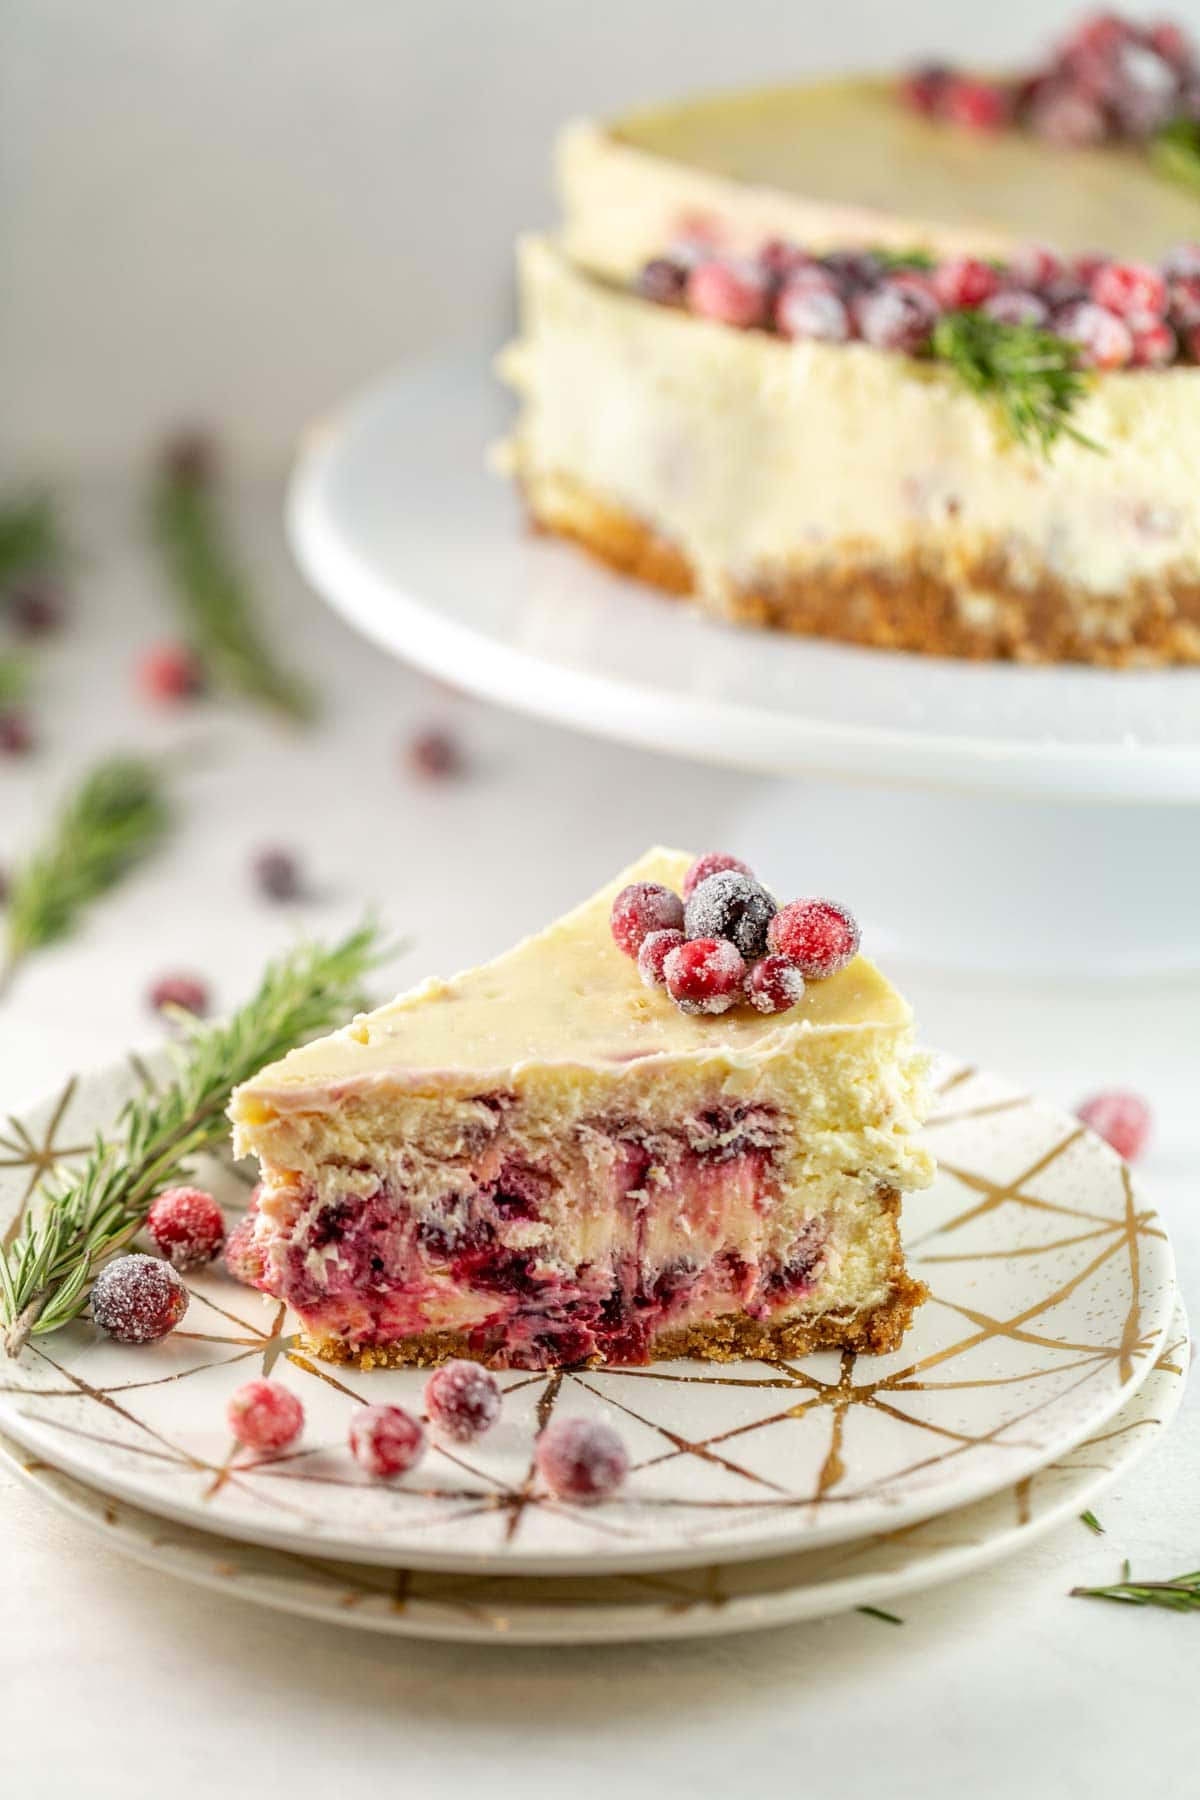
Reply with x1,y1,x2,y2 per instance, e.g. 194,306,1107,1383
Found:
932,310,1099,459
1080,1510,1105,1536
1,921,384,1354
0,493,64,592
1150,116,1200,194
1071,1561,1200,1614
2,756,170,998
150,460,316,724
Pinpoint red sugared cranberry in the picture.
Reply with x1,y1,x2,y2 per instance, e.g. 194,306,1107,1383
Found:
348,1403,425,1476
228,1379,304,1452
853,280,938,354
253,847,302,901
942,76,1010,132
407,725,461,779
776,280,851,343
1147,21,1195,71
768,898,861,979
637,257,690,306
148,972,210,1017
610,882,685,957
0,710,33,756
686,259,771,330
1167,271,1200,327
1076,1091,1152,1162
1027,82,1108,146
90,1254,188,1344
1008,245,1064,291
932,257,1001,310
1090,261,1167,323
684,870,776,960
223,1213,266,1287
1054,301,1133,369
637,927,686,989
682,851,755,901
137,642,204,704
899,62,953,117
983,290,1050,328
758,240,820,280
1130,320,1177,367
663,936,745,1015
147,1186,225,1269
424,1359,502,1442
746,954,806,1015
536,1416,628,1501
7,576,65,638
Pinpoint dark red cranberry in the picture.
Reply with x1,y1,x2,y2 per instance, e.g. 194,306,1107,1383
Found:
1090,260,1167,323
636,257,690,306
253,847,302,901
7,575,65,637
228,1379,304,1451
147,1186,225,1269
1130,320,1177,367
899,62,954,117
776,280,851,342
1076,1091,1152,1162
349,1403,425,1476
942,76,1010,132
768,898,861,979
1054,301,1133,369
224,1213,265,1287
1167,270,1200,328
610,882,685,957
681,851,754,901
932,257,1001,310
982,290,1051,328
746,954,806,1015
853,280,938,354
663,936,745,1015
137,642,204,704
637,927,686,989
407,725,462,779
821,250,883,293
684,870,776,959
424,1359,502,1442
536,1416,628,1501
0,710,33,756
90,1253,188,1344
148,973,210,1018
686,258,772,329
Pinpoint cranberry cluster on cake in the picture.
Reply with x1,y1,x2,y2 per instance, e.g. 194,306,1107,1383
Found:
229,849,932,1371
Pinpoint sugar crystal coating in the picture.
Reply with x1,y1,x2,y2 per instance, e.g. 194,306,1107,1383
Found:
681,851,754,901
746,954,806,1014
90,1254,188,1344
227,1379,304,1452
610,882,685,957
147,1186,225,1269
425,1359,502,1441
349,1403,426,1476
637,926,686,989
664,936,745,1014
684,870,777,960
536,1416,629,1501
768,898,861,979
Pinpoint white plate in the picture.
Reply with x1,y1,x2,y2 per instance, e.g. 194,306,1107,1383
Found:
1,1298,1186,1645
287,349,1200,805
0,1054,1176,1575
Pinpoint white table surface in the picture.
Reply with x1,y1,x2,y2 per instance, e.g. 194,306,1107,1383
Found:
1,480,1196,1800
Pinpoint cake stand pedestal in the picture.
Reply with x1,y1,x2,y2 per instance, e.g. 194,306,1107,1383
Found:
287,349,1200,975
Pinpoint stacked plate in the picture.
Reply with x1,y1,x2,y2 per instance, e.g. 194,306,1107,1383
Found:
0,1053,1186,1644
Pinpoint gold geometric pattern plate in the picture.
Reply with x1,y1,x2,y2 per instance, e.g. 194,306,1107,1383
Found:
1,1298,1186,1644
0,1053,1178,1576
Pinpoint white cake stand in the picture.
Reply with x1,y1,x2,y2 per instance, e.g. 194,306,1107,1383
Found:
287,349,1200,974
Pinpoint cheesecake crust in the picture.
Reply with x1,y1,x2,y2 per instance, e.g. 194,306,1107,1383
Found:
526,476,1200,668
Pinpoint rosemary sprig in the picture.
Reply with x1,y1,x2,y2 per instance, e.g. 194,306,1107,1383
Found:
0,921,384,1353
0,653,29,710
0,493,64,592
857,1604,904,1625
871,247,938,273
1071,1560,1200,1614
932,309,1099,459
150,460,316,724
2,756,170,996
1080,1510,1105,1536
1150,116,1200,195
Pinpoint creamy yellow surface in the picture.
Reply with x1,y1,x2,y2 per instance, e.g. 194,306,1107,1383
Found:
500,236,1200,621
559,77,1200,280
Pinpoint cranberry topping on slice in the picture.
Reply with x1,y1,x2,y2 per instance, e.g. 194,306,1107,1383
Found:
663,937,745,1015
768,899,861,980
746,953,806,1015
637,926,685,989
686,258,772,330
932,257,1001,310
683,870,776,960
982,289,1050,328
1053,301,1133,370
610,882,685,957
1090,261,1168,324
682,851,754,900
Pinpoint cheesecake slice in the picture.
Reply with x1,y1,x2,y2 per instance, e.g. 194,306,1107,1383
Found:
230,849,932,1370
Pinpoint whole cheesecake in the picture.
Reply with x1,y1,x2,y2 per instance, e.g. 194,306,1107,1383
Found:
500,21,1200,665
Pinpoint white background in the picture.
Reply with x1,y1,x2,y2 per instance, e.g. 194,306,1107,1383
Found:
1,5,1198,1799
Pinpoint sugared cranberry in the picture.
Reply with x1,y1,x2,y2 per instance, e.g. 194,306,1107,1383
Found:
536,1416,628,1501
610,882,685,957
942,76,1010,132
1072,251,1109,284
1167,271,1200,328
1008,245,1063,291
348,1403,425,1476
0,710,33,757
686,259,771,330
424,1359,502,1442
1147,21,1195,71
853,280,938,354
407,725,461,779
663,936,745,1015
253,847,302,901
637,257,690,306
776,280,851,343
223,1213,265,1286
682,851,754,901
1027,82,1108,146
746,954,806,1015
90,1254,188,1344
7,576,65,638
982,290,1050,328
757,239,818,280
899,62,953,117
637,927,686,989
768,898,861,979
137,642,204,704
932,257,1001,310
1130,320,1177,367
1076,1091,1152,1162
148,972,210,1017
1054,301,1133,369
147,1186,225,1269
228,1379,305,1452
684,870,776,959
821,250,884,293
1090,261,1167,323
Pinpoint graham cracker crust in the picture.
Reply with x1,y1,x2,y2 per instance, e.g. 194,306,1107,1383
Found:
302,1275,927,1372
526,480,1200,668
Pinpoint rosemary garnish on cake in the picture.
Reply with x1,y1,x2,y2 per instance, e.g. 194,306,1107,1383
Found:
0,493,65,591
1,755,170,999
1071,1561,1200,1614
1150,116,1200,194
932,310,1098,457
0,922,384,1354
